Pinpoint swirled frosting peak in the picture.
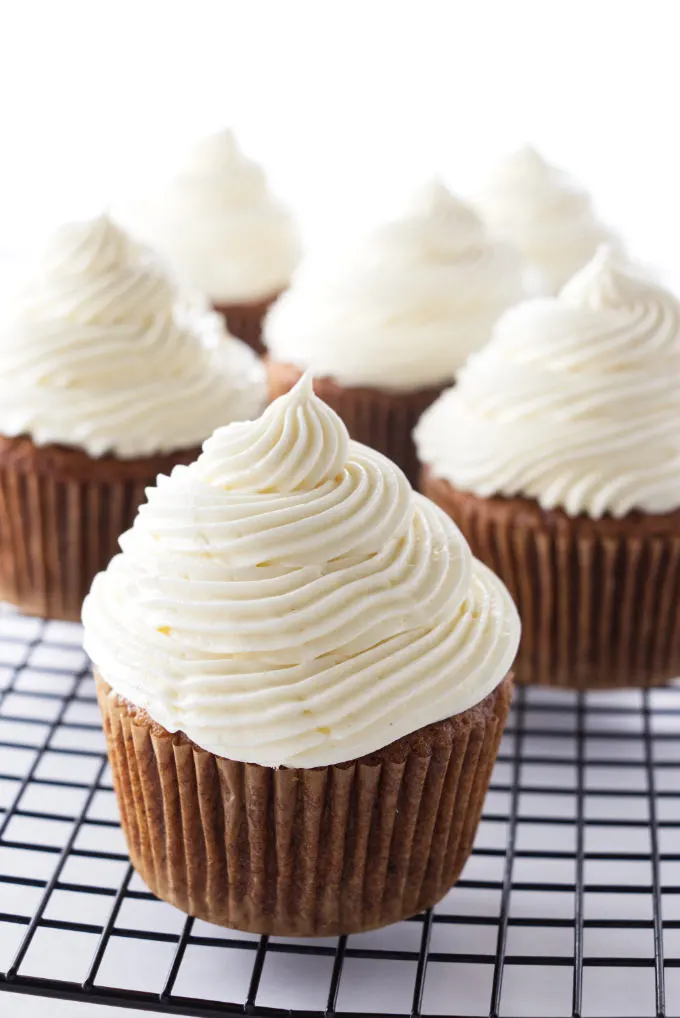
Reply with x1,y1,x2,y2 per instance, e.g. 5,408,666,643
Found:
196,372,349,492
397,177,488,255
264,180,524,391
560,242,631,309
30,215,175,324
415,247,680,519
0,214,265,458
116,128,300,303
476,146,617,293
83,375,520,767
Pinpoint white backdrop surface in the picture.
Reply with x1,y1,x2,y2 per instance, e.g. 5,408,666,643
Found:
0,0,678,288
1,7,680,1017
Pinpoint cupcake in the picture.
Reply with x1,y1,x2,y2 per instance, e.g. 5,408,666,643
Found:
83,375,519,937
116,129,300,355
265,179,523,483
476,146,617,294
0,215,265,621
416,246,680,690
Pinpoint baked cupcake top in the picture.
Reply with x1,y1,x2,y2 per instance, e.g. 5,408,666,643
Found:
415,246,680,519
0,215,265,459
82,374,519,767
264,179,523,391
476,146,616,294
116,129,300,304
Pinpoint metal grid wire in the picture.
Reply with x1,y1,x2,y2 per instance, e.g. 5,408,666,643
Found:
0,609,679,1018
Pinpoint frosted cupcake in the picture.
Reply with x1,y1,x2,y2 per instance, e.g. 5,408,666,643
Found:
83,375,519,936
265,179,523,482
0,215,265,621
416,246,680,689
476,146,616,294
117,129,300,354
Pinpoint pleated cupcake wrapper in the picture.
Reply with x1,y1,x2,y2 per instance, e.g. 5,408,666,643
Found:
96,674,512,937
214,293,280,357
422,469,680,689
0,438,198,622
267,360,444,485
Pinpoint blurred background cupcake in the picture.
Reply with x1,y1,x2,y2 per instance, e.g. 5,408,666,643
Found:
265,179,523,482
416,245,680,689
83,375,519,936
115,128,300,355
0,214,265,621
475,146,618,294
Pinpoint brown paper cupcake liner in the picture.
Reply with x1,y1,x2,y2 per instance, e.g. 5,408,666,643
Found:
0,437,199,622
96,673,512,937
214,292,281,357
422,468,680,689
267,360,444,486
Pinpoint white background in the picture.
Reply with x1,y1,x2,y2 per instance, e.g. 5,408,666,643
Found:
0,4,679,1016
1,0,679,287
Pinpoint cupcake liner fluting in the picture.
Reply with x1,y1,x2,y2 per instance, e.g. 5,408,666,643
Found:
267,360,444,485
0,437,198,622
96,673,513,937
214,293,281,357
422,468,680,689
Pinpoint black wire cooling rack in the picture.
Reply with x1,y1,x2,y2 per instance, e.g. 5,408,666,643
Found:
0,609,679,1018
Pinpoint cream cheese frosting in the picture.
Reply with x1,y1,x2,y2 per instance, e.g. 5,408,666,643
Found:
0,215,265,459
82,374,520,768
476,146,616,294
415,246,680,519
264,179,524,391
116,129,300,304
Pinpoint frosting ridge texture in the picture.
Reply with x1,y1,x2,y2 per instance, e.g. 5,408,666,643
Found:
116,129,300,303
415,246,680,518
476,146,616,293
83,374,519,766
0,215,265,458
265,180,523,390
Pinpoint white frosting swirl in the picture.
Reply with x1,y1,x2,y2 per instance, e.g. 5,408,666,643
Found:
415,246,680,519
265,180,524,391
0,215,266,458
476,147,617,294
116,129,300,303
83,374,519,767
